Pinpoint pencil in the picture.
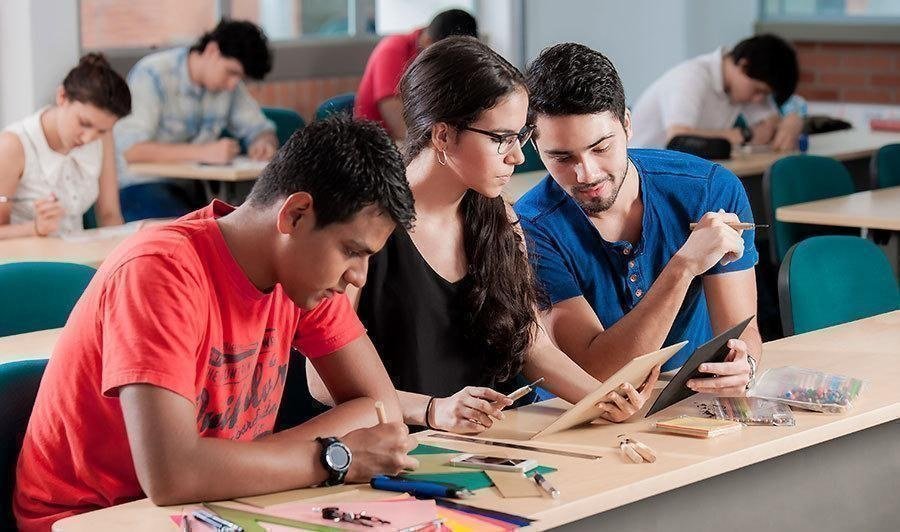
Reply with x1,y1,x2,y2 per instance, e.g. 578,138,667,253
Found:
374,401,388,424
688,222,768,230
0,195,37,203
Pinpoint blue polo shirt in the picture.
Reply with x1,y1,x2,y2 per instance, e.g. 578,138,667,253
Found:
514,149,758,371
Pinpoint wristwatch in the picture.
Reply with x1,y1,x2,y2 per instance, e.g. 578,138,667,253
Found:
316,436,352,486
745,353,758,390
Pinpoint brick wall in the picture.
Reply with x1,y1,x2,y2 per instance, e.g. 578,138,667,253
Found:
795,42,900,104
246,77,361,123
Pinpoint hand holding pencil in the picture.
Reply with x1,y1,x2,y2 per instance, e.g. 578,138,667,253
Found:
675,210,746,274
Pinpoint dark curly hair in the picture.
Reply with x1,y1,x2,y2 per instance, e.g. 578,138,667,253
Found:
401,36,541,384
248,114,414,230
526,42,627,133
191,19,273,80
62,53,131,117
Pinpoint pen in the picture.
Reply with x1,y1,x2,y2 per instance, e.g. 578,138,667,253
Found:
192,509,243,531
0,195,39,203
374,400,388,423
532,472,560,499
181,513,191,532
506,377,545,402
370,475,474,499
688,222,768,230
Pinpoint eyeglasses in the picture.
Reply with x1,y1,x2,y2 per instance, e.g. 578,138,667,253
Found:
462,124,535,155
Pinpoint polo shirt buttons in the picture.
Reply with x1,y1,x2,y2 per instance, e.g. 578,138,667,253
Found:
629,274,638,283
623,247,631,256
628,261,635,268
635,289,644,298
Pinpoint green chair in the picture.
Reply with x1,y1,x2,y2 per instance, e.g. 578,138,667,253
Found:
262,106,306,146
0,359,48,528
870,143,900,189
315,93,355,121
513,139,546,174
0,262,96,336
763,155,856,263
778,236,899,335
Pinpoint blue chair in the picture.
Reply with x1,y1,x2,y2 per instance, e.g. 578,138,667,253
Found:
763,155,856,263
315,93,356,121
262,106,306,146
870,143,900,189
0,359,48,529
778,236,899,335
0,262,96,336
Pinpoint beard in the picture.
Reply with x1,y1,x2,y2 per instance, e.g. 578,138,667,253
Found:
571,161,629,214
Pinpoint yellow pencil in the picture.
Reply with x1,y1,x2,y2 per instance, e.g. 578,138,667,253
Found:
688,222,768,230
374,400,388,424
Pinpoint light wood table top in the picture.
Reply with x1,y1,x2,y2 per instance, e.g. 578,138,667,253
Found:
0,225,139,268
53,310,900,531
0,327,59,363
718,128,900,177
775,185,900,231
128,156,267,182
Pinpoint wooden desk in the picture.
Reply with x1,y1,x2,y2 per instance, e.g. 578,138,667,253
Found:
51,311,900,531
129,157,267,204
0,327,58,363
775,185,900,232
127,157,267,183
0,226,136,268
718,128,900,178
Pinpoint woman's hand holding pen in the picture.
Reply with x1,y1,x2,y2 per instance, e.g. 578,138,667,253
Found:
595,365,660,422
430,386,512,434
33,195,64,237
676,210,745,272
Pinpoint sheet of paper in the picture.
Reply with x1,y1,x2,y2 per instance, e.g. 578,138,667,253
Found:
485,470,543,498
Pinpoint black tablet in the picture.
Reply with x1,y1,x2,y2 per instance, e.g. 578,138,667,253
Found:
645,316,754,417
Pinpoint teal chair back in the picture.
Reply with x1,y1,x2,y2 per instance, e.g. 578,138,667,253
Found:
0,262,96,336
513,139,546,174
763,155,856,262
315,93,355,121
262,106,306,146
778,236,899,335
871,143,900,189
0,359,47,529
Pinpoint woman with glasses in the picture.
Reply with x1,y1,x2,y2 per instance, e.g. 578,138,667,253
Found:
308,37,658,434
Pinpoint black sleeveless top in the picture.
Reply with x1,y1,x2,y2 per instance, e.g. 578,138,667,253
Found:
357,228,516,397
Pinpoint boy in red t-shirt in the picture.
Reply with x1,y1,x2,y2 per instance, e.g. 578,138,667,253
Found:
354,9,477,141
15,116,419,531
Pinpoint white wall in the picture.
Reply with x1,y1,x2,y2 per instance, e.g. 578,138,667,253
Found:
524,0,758,105
0,0,79,125
375,0,476,35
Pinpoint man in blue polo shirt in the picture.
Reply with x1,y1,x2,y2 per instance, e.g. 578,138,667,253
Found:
515,43,761,396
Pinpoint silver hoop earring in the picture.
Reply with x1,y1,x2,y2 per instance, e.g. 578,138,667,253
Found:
437,150,447,166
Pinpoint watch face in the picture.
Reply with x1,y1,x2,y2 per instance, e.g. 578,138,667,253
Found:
326,443,351,471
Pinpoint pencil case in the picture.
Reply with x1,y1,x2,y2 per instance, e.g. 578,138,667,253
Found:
748,366,866,413
695,396,795,426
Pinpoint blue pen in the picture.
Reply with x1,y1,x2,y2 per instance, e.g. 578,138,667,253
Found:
370,475,474,499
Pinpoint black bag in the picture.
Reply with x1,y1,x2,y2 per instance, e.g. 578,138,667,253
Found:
665,135,732,160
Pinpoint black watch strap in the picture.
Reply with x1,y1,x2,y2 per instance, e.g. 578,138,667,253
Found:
317,436,350,486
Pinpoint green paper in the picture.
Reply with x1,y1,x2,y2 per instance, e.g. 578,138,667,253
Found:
205,503,342,532
410,443,460,455
401,466,557,491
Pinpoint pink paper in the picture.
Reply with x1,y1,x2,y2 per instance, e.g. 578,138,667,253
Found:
263,499,441,530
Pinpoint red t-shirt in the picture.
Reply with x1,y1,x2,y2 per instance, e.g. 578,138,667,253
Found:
14,201,365,531
353,28,423,134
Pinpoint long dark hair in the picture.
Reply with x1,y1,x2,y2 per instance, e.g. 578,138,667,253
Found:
400,36,540,384
62,53,131,118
